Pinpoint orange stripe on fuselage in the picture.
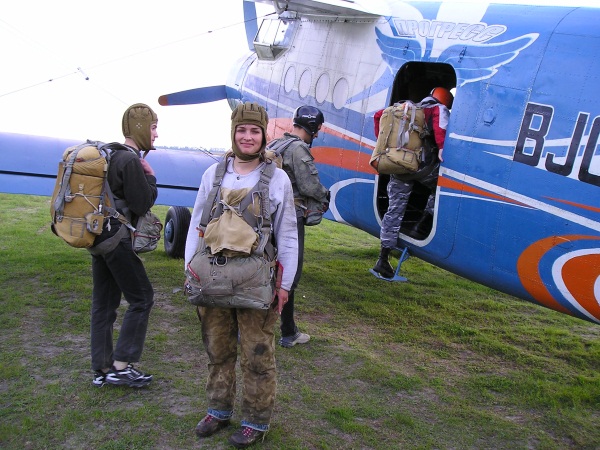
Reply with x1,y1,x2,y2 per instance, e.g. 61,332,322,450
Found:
544,197,600,214
267,121,377,174
311,146,377,174
561,253,600,319
517,235,600,318
437,176,528,206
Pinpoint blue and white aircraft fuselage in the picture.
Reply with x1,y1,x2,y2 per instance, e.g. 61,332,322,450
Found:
1,0,599,325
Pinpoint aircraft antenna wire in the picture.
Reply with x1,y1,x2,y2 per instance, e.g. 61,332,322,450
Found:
0,11,276,100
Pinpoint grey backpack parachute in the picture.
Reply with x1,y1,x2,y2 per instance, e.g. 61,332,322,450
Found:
185,156,279,310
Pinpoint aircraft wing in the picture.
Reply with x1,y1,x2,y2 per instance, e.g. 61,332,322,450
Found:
0,131,218,208
246,0,387,17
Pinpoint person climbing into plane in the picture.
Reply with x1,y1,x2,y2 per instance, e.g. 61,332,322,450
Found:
372,87,453,279
266,105,330,348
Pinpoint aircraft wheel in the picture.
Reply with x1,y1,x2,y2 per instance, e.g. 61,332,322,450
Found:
164,206,191,259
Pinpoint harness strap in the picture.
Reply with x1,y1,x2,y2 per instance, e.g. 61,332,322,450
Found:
199,158,227,229
199,156,277,259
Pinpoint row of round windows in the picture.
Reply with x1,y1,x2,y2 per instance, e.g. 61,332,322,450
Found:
283,65,349,110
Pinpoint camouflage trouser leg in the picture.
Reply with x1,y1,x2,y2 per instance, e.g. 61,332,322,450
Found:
199,305,278,427
380,176,413,248
199,307,239,415
238,307,278,426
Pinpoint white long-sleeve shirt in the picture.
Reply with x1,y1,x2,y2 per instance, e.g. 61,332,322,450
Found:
184,158,298,291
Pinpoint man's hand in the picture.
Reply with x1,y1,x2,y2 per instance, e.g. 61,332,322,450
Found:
438,148,444,163
277,289,289,315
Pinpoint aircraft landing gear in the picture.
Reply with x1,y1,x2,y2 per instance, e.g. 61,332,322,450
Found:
163,206,191,259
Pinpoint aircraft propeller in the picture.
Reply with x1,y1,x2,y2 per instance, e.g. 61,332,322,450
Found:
158,85,228,106
158,1,258,107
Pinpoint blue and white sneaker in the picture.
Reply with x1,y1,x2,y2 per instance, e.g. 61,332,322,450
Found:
105,364,152,387
92,370,107,387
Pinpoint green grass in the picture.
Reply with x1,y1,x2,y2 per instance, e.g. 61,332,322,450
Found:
1,193,599,449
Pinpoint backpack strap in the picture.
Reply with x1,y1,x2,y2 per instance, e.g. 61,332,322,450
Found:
98,142,136,231
266,135,301,157
240,161,276,257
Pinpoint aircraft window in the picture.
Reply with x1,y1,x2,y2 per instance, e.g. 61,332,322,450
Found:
284,66,296,93
254,18,298,61
315,72,330,104
298,69,312,98
333,78,349,110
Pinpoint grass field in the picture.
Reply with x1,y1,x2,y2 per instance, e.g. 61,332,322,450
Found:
1,193,599,449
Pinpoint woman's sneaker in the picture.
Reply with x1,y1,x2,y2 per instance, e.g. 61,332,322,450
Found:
105,364,152,387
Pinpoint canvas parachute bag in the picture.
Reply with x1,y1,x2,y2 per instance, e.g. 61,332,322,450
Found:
51,141,161,253
369,101,428,175
50,141,131,248
130,210,163,253
109,198,163,254
185,158,278,310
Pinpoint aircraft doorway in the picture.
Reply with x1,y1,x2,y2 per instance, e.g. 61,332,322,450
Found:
375,62,456,240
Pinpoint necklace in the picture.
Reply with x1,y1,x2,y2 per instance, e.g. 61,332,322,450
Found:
231,159,260,180
232,164,246,180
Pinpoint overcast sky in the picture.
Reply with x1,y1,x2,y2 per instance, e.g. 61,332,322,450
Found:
0,0,264,148
1,0,597,149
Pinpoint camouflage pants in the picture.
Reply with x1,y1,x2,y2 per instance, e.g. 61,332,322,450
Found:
380,172,438,248
198,305,279,428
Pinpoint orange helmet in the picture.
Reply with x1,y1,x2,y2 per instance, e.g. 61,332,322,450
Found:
430,87,454,109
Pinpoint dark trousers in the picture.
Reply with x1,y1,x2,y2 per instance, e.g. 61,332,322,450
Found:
90,237,154,371
280,217,305,338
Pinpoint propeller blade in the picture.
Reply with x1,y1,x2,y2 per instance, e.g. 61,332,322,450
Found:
158,85,227,106
243,0,258,51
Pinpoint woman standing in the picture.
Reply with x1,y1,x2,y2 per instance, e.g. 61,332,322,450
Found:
184,102,298,448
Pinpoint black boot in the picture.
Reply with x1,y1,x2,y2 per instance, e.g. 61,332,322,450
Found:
405,212,433,240
373,246,394,278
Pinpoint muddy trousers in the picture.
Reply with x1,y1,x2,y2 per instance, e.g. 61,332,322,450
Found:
198,305,279,430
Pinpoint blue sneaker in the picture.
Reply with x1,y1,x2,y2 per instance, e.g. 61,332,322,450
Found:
279,332,310,348
105,364,152,387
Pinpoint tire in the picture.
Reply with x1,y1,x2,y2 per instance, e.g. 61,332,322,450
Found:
163,206,191,259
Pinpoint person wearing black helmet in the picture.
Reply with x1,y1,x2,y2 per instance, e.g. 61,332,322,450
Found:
266,105,330,348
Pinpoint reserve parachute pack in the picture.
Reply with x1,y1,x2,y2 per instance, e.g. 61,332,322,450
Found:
185,156,279,310
370,101,430,175
50,140,162,253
